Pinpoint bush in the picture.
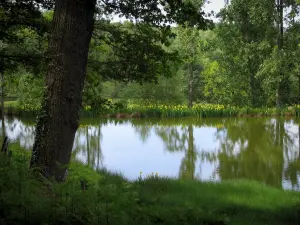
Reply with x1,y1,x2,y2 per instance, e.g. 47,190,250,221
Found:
17,73,43,112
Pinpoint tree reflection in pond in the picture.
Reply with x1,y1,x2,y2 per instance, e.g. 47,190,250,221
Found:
154,125,197,180
73,124,103,170
3,117,300,190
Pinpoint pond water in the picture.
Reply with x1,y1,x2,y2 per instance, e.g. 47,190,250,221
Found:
2,116,300,190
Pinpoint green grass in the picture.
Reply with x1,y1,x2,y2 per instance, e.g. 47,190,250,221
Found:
4,101,18,107
1,149,300,225
3,100,300,118
103,103,298,118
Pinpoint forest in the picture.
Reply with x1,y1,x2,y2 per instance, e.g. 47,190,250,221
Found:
2,0,300,225
4,0,300,111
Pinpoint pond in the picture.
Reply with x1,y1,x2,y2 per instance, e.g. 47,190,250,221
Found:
2,116,300,190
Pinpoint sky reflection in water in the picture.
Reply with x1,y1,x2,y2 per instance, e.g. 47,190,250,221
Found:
2,117,300,190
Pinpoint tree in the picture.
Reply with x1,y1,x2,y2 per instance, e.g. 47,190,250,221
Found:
0,0,50,68
119,72,185,104
213,0,276,107
0,0,50,140
30,0,210,181
30,0,97,181
175,25,202,108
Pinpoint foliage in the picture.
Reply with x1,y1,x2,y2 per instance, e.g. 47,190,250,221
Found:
119,73,186,104
0,0,50,70
5,0,300,112
93,102,298,118
17,72,43,112
173,25,203,107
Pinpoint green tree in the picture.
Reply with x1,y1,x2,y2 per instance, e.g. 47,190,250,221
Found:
0,0,49,136
30,0,210,181
213,0,276,107
119,72,185,104
175,25,203,108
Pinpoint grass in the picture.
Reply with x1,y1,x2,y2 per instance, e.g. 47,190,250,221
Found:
4,101,18,108
103,102,299,118
4,100,300,118
1,148,300,225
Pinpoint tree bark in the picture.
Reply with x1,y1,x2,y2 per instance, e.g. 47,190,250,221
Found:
298,65,300,104
276,0,283,108
188,64,193,108
30,0,96,182
0,61,4,121
1,71,5,139
0,61,5,139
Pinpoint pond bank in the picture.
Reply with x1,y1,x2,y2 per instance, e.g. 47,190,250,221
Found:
101,104,299,118
4,101,300,118
1,150,300,225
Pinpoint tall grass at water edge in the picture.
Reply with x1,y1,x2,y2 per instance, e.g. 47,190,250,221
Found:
4,100,300,118
105,102,300,118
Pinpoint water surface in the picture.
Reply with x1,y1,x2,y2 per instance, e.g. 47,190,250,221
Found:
2,116,300,190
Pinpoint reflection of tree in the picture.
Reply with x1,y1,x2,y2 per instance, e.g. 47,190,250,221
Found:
155,125,197,180
155,126,188,152
178,125,197,180
134,121,198,180
1,117,5,139
73,125,103,169
0,117,104,170
283,124,300,189
133,125,152,143
212,118,297,188
3,116,300,189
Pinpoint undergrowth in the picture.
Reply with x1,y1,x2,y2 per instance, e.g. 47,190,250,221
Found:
5,100,300,118
1,149,300,225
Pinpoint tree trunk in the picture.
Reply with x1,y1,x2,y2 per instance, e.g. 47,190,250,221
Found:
188,64,193,108
1,71,4,117
250,72,256,107
0,61,4,121
0,61,5,139
30,0,96,182
1,71,5,139
298,65,300,104
276,0,283,108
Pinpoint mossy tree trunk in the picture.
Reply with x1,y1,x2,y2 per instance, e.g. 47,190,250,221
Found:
30,0,96,182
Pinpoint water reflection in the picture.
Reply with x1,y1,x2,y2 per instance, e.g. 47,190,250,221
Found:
214,119,285,188
153,125,197,179
2,117,300,190
73,125,103,169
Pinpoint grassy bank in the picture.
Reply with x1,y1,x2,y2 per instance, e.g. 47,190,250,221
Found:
103,103,300,118
1,149,300,225
4,100,300,118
